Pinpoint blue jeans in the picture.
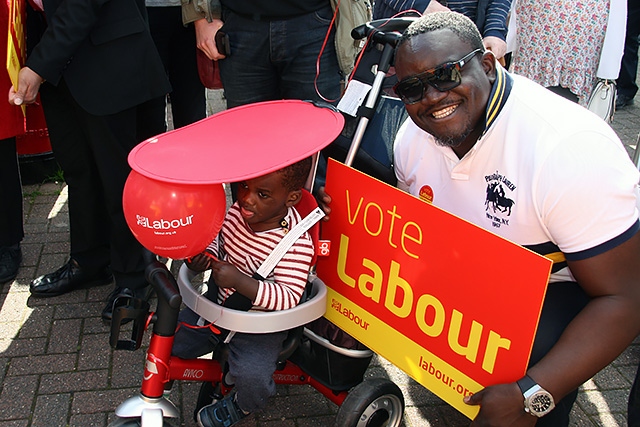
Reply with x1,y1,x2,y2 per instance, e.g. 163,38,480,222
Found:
218,4,342,108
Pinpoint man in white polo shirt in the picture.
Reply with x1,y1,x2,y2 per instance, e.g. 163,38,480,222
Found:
390,11,640,427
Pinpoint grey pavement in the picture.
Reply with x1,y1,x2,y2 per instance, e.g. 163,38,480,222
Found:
0,88,639,427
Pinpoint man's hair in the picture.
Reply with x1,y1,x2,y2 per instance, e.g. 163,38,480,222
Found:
399,11,484,51
278,157,312,192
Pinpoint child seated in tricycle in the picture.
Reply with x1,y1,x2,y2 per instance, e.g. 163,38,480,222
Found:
172,157,316,427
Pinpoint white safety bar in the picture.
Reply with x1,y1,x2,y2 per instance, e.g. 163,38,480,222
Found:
177,263,327,333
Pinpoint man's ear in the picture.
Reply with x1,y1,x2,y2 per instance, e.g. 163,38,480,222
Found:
481,50,498,83
286,189,302,207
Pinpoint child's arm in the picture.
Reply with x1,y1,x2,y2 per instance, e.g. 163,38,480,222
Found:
253,236,315,311
209,258,259,301
211,235,315,310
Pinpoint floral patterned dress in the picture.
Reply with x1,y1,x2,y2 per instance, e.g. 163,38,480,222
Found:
510,0,609,105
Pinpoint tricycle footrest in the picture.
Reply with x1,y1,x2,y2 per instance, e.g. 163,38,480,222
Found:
109,295,151,351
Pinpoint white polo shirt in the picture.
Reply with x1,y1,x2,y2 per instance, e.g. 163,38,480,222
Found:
394,68,639,283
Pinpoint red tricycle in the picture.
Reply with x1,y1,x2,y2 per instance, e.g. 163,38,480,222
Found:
108,16,420,426
108,254,404,427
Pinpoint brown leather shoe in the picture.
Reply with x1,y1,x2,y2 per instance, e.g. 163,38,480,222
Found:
30,259,113,297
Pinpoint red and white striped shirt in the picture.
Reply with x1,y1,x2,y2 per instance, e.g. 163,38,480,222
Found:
207,203,314,311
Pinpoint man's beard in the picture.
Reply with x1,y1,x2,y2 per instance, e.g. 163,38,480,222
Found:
432,118,477,149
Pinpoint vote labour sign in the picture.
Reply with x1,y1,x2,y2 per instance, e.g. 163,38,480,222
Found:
316,159,552,419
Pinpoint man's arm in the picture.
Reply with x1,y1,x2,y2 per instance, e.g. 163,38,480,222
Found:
480,0,511,59
9,0,112,105
466,229,640,425
530,229,640,398
26,0,111,85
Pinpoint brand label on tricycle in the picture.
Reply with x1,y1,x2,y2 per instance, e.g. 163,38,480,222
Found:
316,159,552,419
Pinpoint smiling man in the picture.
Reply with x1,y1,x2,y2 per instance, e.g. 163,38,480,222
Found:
392,11,640,427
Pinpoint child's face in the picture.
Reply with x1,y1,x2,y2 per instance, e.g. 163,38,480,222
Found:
236,171,299,232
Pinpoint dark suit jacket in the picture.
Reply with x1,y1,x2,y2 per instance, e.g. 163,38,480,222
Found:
26,0,171,116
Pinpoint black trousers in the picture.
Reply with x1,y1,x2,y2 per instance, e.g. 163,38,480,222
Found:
530,282,590,426
39,80,148,290
136,5,206,141
0,137,24,247
617,0,640,99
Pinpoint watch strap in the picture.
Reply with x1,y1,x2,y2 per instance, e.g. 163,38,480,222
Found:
517,375,537,394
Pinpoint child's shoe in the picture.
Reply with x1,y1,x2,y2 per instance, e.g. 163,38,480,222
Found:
197,393,247,427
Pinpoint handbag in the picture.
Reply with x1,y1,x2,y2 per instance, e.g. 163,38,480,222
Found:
196,49,223,90
586,79,616,123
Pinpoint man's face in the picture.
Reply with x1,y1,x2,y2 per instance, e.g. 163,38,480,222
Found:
394,29,495,157
236,171,298,232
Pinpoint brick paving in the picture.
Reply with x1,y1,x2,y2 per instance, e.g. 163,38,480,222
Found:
0,89,638,427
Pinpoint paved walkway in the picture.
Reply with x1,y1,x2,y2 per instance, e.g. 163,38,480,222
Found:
0,90,639,427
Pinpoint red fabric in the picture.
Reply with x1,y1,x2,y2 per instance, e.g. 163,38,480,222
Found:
1,0,26,140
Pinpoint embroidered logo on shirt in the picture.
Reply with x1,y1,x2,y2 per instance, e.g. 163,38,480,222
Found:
484,171,516,228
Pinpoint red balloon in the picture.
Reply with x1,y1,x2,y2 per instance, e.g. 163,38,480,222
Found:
123,170,226,259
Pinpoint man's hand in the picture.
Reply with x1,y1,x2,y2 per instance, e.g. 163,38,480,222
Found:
483,36,507,60
316,186,332,221
194,18,226,60
8,67,44,106
465,382,537,427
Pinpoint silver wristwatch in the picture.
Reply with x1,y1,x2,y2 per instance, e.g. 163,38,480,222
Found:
516,375,555,417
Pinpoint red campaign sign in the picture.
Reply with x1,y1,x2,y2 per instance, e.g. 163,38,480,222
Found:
316,159,552,417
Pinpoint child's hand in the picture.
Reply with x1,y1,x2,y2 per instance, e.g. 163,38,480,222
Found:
210,259,259,302
209,259,243,288
316,186,332,221
186,250,216,272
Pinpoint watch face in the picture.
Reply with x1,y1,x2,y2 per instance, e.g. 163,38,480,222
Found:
530,391,554,415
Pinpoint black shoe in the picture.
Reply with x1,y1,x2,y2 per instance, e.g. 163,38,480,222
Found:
197,393,247,427
30,259,113,297
616,93,635,109
0,244,22,284
101,284,154,323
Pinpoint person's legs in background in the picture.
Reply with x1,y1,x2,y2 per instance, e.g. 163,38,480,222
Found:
32,80,152,321
616,0,639,109
217,11,280,108
137,5,206,141
81,102,154,321
275,3,342,104
160,5,206,128
218,4,342,108
30,81,114,299
0,137,24,284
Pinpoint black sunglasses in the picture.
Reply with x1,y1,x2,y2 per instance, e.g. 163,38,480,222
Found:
394,49,484,104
